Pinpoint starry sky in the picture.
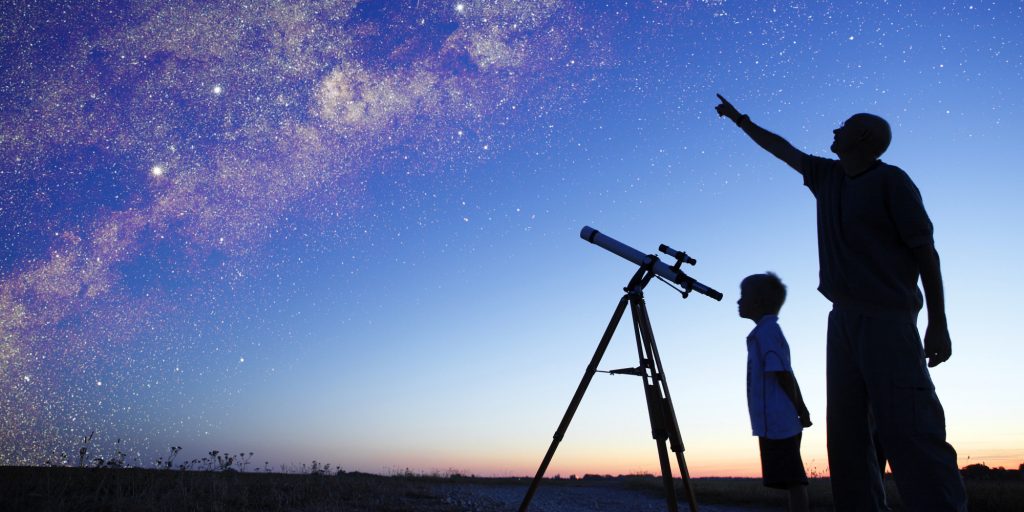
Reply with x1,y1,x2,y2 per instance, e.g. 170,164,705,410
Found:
2,1,1022,477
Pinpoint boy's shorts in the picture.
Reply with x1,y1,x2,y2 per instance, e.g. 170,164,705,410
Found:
759,433,808,489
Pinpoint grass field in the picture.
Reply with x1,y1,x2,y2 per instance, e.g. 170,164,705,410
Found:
621,474,1024,512
0,467,462,512
3,466,1023,512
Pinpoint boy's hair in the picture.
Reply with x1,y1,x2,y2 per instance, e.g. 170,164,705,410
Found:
742,272,787,314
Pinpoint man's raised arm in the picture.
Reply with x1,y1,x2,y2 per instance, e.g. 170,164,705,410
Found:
715,94,806,172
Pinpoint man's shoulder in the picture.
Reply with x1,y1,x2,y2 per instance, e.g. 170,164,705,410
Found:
800,155,843,191
802,154,840,172
870,162,923,194
879,161,915,182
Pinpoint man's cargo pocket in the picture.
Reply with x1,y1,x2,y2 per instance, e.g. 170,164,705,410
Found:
892,378,947,438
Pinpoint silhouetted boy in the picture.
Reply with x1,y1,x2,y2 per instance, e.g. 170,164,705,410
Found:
739,272,811,512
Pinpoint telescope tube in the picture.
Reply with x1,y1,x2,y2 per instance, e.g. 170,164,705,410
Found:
580,226,723,301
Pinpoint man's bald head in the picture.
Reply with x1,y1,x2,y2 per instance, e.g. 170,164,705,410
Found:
846,113,892,159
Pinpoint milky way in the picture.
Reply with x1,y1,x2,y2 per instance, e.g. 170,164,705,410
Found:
0,0,617,464
8,0,1016,471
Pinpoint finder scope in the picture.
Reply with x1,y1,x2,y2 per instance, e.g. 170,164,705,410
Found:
580,226,723,301
659,244,696,266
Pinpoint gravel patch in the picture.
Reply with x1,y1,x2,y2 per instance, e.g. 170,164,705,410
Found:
432,481,775,512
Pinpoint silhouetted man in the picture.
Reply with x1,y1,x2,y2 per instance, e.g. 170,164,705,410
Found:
715,94,967,511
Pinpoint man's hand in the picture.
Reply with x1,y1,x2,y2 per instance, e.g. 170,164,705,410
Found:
715,93,742,123
924,321,952,367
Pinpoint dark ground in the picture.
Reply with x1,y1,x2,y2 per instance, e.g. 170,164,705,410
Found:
2,467,1021,512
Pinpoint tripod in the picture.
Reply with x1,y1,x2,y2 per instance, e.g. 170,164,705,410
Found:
518,264,699,512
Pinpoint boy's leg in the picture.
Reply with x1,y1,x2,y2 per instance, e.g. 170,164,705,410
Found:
826,310,888,511
860,314,967,512
760,434,808,510
788,484,809,512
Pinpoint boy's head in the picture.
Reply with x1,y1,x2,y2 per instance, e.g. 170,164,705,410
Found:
738,272,786,322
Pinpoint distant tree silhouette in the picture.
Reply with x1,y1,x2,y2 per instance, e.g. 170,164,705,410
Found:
960,463,1022,481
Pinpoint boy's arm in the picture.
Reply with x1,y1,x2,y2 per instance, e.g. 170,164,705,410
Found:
772,371,812,428
715,94,808,173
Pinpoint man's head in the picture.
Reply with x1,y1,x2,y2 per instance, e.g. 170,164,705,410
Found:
738,272,786,322
830,113,892,160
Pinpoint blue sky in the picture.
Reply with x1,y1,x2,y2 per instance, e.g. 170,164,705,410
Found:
1,0,1021,477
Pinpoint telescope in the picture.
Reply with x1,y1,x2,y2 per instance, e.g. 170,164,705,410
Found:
520,227,720,512
580,226,722,301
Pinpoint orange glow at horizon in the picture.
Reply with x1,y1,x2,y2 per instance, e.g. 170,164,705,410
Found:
453,454,1024,480
412,445,1023,479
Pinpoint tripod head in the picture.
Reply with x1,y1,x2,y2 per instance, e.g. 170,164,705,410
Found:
580,226,723,301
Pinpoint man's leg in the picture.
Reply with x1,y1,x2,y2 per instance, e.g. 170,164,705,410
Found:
869,409,893,511
861,314,967,511
826,310,888,511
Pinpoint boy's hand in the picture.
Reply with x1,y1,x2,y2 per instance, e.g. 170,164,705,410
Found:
799,407,812,428
799,413,812,429
715,94,742,123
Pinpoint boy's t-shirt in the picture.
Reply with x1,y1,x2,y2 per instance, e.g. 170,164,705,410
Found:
746,315,802,440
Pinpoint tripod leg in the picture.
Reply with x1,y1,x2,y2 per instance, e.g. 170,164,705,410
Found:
518,294,630,512
655,434,680,512
631,297,680,512
634,296,699,512
673,449,699,512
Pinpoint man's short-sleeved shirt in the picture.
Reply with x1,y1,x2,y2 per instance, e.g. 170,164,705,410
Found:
799,155,933,313
746,315,802,439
